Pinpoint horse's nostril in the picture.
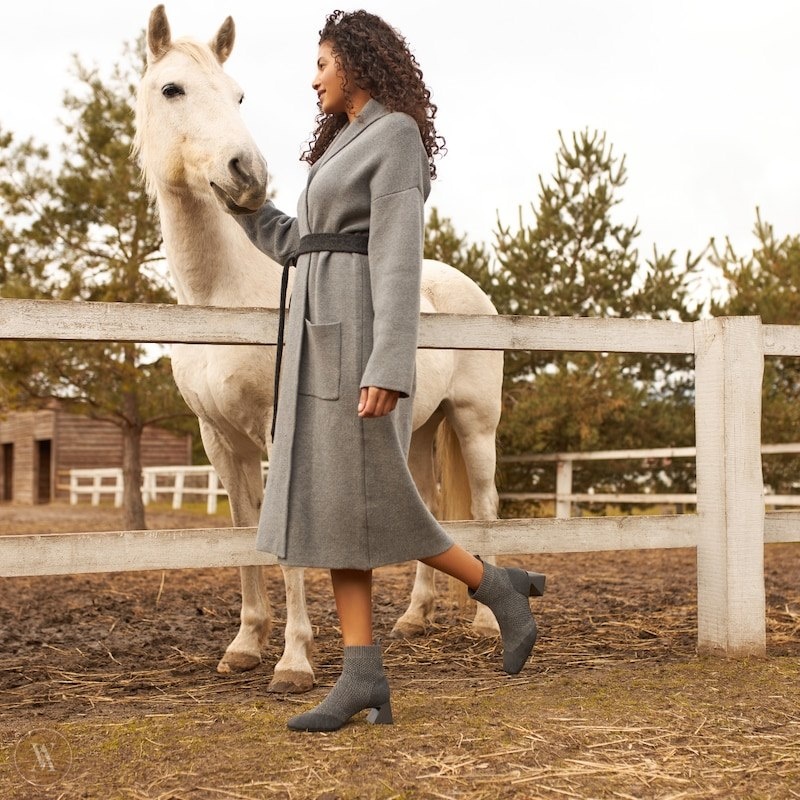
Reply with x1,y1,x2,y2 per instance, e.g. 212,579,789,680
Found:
229,156,259,189
224,154,267,204
229,157,245,180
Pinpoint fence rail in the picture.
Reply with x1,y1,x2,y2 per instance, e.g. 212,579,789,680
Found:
63,463,269,514
500,443,800,517
66,442,800,518
2,297,799,657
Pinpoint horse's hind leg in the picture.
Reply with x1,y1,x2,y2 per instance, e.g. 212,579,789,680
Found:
447,406,503,638
391,415,442,637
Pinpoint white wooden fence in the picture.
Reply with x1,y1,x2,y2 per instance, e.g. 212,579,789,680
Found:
2,298,800,657
500,442,800,518
66,463,269,514
68,442,800,518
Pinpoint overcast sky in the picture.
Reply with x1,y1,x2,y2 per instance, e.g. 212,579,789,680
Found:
3,1,799,286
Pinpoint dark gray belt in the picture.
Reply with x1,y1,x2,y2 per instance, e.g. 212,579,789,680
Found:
271,232,369,440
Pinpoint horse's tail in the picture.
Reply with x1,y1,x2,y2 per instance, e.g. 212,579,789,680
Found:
435,418,472,608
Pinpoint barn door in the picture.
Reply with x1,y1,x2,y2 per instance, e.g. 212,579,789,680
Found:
36,439,52,503
2,443,13,501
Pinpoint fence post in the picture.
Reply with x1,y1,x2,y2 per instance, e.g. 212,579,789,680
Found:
555,458,573,519
114,470,123,508
693,316,765,656
69,471,78,505
91,474,102,506
172,470,184,510
141,470,151,505
207,470,219,515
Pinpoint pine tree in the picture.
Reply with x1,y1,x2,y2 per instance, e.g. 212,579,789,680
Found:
490,130,699,510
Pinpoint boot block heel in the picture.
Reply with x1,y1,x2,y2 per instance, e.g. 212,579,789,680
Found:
526,571,546,597
366,700,393,725
505,568,546,598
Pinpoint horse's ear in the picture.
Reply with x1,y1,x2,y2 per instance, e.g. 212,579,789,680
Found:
147,4,172,64
211,16,235,64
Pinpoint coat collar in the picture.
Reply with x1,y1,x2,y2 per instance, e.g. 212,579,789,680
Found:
308,98,390,180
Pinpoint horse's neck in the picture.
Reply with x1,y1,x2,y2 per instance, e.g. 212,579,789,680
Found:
157,189,281,307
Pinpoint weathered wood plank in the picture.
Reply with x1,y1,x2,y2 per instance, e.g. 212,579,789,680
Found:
763,324,800,357
0,298,695,353
693,317,766,656
0,515,699,577
417,314,694,353
764,512,800,543
0,298,279,346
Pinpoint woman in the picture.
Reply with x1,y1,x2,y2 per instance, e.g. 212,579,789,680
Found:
235,9,545,732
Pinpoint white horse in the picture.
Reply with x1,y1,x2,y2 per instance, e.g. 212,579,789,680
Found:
134,5,504,693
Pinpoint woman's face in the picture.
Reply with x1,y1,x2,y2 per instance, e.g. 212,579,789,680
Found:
312,41,347,115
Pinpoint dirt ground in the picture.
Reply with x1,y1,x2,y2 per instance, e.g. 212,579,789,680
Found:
1,503,799,800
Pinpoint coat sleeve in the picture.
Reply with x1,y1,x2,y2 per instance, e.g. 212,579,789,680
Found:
359,117,430,398
235,200,300,266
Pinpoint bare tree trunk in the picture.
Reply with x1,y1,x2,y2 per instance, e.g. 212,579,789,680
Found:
121,388,146,531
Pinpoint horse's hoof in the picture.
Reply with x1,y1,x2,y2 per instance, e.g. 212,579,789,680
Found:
389,619,427,638
268,670,314,694
216,651,261,674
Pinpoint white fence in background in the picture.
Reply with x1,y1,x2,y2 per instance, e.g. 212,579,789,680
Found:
67,463,269,514
3,297,800,657
500,442,800,518
69,442,800,519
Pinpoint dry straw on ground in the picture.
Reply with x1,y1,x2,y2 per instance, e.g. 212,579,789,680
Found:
1,503,799,799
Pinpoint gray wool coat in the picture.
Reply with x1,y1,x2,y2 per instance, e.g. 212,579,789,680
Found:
237,99,454,569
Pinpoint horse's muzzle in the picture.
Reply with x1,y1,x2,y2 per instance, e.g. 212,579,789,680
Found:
210,181,265,215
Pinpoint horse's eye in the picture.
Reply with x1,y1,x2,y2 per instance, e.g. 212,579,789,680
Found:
161,83,185,98
239,94,244,105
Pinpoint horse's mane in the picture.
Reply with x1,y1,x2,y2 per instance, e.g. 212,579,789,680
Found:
133,38,223,197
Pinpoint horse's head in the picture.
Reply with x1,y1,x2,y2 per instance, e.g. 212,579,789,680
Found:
134,5,268,214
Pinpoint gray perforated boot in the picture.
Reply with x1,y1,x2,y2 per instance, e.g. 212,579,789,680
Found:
469,560,546,674
287,643,392,732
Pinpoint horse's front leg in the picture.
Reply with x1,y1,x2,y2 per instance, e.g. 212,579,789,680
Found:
268,565,314,693
391,561,437,637
217,563,272,673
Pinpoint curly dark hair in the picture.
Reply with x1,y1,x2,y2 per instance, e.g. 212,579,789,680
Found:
301,9,445,179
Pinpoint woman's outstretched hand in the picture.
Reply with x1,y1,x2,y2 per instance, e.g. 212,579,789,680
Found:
358,386,400,418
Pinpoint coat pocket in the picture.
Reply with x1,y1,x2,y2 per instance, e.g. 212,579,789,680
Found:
298,320,342,401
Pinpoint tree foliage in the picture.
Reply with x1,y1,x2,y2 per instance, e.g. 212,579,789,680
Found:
705,211,800,493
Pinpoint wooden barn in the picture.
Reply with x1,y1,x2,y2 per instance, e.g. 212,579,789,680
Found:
0,402,192,504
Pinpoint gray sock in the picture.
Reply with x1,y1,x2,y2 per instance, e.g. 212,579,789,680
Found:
287,643,392,732
470,562,539,674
